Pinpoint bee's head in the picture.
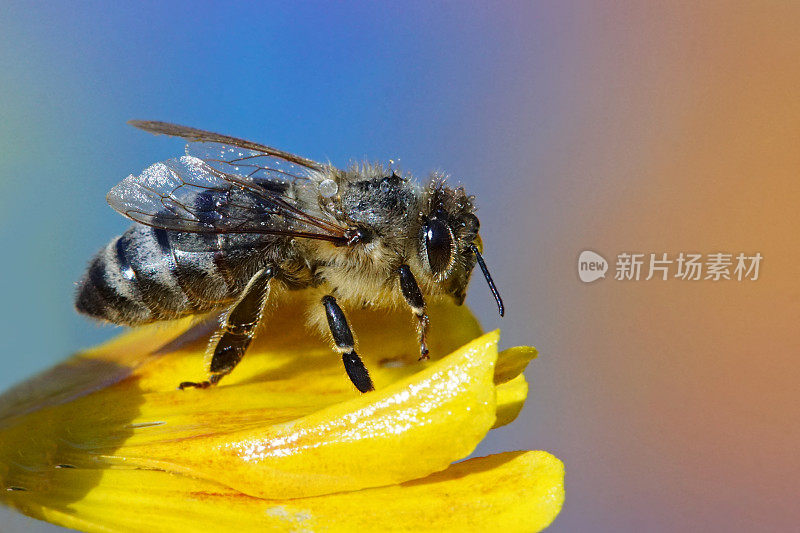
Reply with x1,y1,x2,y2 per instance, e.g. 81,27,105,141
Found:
417,180,504,316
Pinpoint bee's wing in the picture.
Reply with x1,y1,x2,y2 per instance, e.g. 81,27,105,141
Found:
185,140,318,191
130,120,339,194
106,154,349,244
128,120,327,172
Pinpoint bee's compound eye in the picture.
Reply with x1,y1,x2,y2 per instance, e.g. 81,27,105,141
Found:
424,218,454,274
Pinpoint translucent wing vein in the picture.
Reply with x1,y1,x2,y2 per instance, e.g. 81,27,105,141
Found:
107,155,347,243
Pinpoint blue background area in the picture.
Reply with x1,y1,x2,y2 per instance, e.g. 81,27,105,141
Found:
0,0,561,379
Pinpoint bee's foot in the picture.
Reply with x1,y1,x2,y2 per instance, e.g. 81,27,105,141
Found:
418,348,430,361
178,380,211,390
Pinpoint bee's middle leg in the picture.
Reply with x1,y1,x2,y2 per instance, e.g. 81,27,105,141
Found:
178,267,274,390
398,264,429,360
322,295,374,393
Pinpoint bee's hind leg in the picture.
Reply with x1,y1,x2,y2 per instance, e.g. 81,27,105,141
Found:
322,295,374,393
178,267,274,390
398,265,430,360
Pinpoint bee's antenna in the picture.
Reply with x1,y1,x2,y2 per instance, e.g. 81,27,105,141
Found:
470,245,504,317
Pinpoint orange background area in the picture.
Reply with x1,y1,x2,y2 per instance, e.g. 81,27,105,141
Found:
503,5,799,530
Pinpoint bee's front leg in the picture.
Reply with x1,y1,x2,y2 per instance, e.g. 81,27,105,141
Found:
322,295,374,393
398,265,429,360
178,267,274,390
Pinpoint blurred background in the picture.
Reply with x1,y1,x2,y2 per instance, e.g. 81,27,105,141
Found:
1,2,798,531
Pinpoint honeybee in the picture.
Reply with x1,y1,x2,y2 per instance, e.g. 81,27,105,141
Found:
76,121,503,393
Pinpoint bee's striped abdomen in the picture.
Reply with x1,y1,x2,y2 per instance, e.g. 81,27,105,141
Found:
75,225,243,325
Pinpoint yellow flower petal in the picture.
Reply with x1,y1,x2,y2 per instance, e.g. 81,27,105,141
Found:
9,451,563,533
494,374,529,429
1,299,560,531
492,346,537,428
495,346,538,385
105,330,500,498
